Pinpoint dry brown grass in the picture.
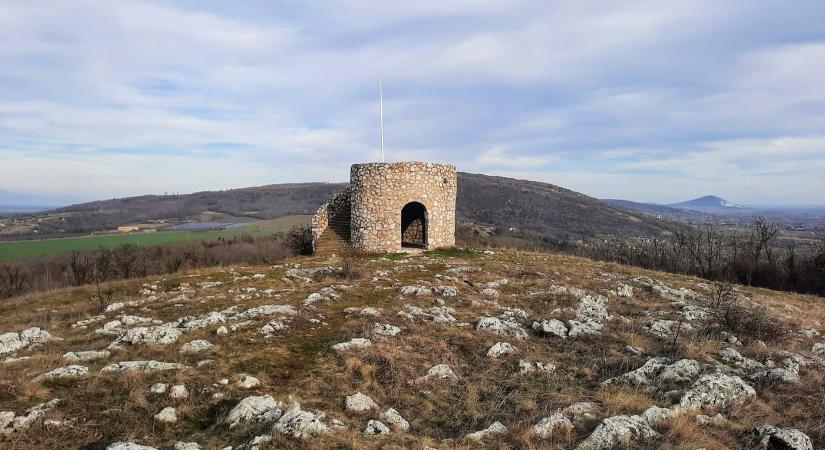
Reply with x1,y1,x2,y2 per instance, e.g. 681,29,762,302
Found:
0,249,822,449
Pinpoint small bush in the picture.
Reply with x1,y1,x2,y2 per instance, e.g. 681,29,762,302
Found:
337,246,363,280
286,225,314,256
704,282,791,342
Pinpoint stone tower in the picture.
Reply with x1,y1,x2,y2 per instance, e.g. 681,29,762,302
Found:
312,161,457,253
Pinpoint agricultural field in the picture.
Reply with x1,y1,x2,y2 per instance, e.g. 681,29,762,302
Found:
0,215,310,262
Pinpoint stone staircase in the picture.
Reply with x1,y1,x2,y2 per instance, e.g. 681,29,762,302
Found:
313,203,351,255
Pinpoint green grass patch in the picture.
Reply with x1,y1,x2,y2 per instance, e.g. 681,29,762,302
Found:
423,247,482,259
373,252,409,260
0,215,310,262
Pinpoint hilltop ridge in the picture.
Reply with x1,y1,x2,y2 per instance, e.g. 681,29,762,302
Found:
0,248,822,449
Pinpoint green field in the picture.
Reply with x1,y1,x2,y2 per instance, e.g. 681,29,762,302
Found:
0,215,311,262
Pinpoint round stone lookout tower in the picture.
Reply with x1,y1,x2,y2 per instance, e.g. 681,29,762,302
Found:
312,161,457,253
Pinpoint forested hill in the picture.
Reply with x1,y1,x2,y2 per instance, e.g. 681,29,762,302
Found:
25,173,675,241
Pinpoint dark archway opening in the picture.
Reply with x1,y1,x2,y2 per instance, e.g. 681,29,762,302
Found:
401,202,427,248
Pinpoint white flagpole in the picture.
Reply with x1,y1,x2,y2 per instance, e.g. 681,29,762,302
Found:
379,73,385,162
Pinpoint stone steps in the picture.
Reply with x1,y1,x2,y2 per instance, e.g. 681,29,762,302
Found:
314,206,351,255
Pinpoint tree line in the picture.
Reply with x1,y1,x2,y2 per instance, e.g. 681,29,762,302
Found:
0,234,291,300
571,218,825,296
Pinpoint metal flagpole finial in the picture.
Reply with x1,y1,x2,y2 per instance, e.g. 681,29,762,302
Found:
379,73,385,162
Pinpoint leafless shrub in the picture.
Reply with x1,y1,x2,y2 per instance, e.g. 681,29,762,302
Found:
703,282,791,343
286,225,314,256
337,246,363,280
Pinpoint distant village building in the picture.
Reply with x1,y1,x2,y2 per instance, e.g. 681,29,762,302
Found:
312,161,457,253
116,226,140,233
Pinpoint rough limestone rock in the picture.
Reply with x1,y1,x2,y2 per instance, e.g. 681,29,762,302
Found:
678,373,756,411
466,421,507,441
364,419,390,435
107,443,158,450
398,285,430,296
345,392,378,412
518,360,556,375
616,284,634,298
750,364,800,385
534,413,573,439
0,327,60,356
575,414,660,450
476,317,528,340
272,408,330,439
422,364,457,381
576,295,610,322
718,347,764,369
657,359,701,384
754,425,813,450
101,361,187,373
373,323,402,336
432,285,458,297
644,320,692,338
812,342,825,355
114,326,183,346
154,407,177,423
487,342,516,358
174,443,202,450
63,350,110,362
150,383,168,394
567,319,603,338
179,340,213,354
1,399,60,438
169,384,189,399
226,395,283,428
532,319,568,338
237,374,261,389
33,365,89,382
380,408,410,431
332,338,372,352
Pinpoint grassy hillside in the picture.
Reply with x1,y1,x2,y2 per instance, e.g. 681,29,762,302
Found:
4,173,675,245
0,216,310,262
0,249,821,449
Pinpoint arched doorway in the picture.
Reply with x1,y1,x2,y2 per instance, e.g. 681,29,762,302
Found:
401,202,427,248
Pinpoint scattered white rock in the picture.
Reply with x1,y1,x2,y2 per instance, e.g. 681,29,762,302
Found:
226,395,283,428
518,359,555,375
179,340,213,354
380,408,410,431
169,384,189,399
678,373,756,411
575,414,659,450
534,413,573,439
486,342,516,358
150,383,168,394
476,316,528,340
33,365,88,382
532,319,568,338
364,419,390,435
718,347,764,369
345,392,378,412
372,323,402,336
332,338,372,352
466,421,507,441
420,364,457,381
174,442,202,450
616,283,633,298
154,407,177,423
644,319,692,338
812,342,824,355
63,350,110,363
100,361,187,373
432,285,458,297
272,407,330,439
237,374,261,389
107,443,158,450
215,326,228,335
398,285,430,296
0,399,60,437
0,327,61,356
754,425,813,450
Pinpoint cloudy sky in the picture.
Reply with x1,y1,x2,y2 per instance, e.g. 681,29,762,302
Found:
1,0,824,206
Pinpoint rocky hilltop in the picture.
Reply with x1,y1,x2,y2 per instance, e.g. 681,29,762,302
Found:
0,249,823,449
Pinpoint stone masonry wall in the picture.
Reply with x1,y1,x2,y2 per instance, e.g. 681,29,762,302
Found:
311,186,351,251
350,161,456,252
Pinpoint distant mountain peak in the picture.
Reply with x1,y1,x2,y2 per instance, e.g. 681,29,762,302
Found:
670,195,738,209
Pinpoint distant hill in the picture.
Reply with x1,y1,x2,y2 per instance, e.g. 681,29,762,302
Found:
669,195,739,210
601,199,687,215
5,173,676,243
